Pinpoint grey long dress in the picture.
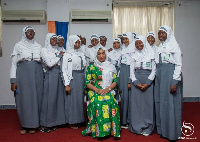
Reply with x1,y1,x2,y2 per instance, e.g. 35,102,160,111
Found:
15,61,43,128
129,69,155,135
40,65,66,127
154,63,183,140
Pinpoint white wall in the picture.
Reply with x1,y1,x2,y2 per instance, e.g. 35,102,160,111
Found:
69,0,113,47
0,0,200,105
174,0,200,97
0,0,48,105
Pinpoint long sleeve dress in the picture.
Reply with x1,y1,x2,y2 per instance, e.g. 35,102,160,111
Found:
82,64,120,138
10,36,43,128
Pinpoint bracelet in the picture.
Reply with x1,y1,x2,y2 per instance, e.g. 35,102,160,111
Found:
108,87,111,91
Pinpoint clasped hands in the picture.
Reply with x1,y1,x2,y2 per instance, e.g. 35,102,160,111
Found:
95,88,110,95
128,83,149,91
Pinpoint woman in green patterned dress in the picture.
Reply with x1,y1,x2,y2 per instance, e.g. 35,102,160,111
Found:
82,47,120,139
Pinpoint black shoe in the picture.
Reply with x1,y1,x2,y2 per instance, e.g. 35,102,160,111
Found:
40,126,51,133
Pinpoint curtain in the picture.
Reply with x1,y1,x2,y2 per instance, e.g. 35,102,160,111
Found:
48,21,56,34
113,4,174,45
55,22,69,49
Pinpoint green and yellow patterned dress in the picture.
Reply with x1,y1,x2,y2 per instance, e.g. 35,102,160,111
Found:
82,64,120,138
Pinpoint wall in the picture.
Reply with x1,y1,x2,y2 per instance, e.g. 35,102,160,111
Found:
0,0,200,105
0,0,113,105
0,0,47,105
69,0,113,47
174,0,200,97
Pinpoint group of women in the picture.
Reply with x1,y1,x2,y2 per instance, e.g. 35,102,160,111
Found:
10,25,182,141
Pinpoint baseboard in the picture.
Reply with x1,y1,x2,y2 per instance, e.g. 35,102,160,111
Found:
183,97,200,102
0,105,16,109
0,97,199,109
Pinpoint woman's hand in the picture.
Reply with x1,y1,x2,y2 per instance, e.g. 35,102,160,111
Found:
136,83,143,89
170,85,177,94
94,88,103,94
11,83,17,92
141,84,149,91
128,83,131,90
88,45,93,48
101,88,110,95
60,51,65,56
65,85,71,94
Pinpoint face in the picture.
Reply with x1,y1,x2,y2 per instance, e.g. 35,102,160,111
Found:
123,37,129,46
158,30,167,42
120,37,124,44
81,38,86,45
147,35,155,45
57,38,64,47
97,49,106,62
113,41,120,49
25,29,35,40
74,40,81,49
100,37,107,47
135,40,144,51
91,38,99,46
50,37,57,46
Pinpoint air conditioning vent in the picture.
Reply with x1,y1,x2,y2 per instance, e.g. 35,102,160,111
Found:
1,10,47,24
71,10,112,24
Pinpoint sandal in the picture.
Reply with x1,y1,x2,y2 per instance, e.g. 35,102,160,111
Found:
20,128,27,135
68,124,78,129
29,128,36,134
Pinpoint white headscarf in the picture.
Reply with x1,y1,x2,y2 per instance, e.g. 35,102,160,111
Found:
90,34,100,49
107,37,121,60
18,26,39,48
133,35,154,62
11,26,41,56
132,32,139,41
66,35,81,53
44,33,58,53
94,47,117,89
146,31,157,52
158,25,181,54
56,35,65,52
121,32,135,54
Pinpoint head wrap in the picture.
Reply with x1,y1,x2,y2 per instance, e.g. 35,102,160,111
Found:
133,35,154,61
158,25,181,54
132,32,139,39
121,32,135,54
57,35,64,40
20,26,35,47
94,47,117,89
44,33,58,52
146,31,157,52
66,35,81,53
99,35,107,41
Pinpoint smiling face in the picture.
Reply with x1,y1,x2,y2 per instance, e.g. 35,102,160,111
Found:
135,40,144,51
50,37,57,46
57,38,64,47
158,30,167,42
91,38,99,46
97,49,106,62
74,40,81,49
25,29,35,40
123,37,129,46
147,35,155,46
113,41,120,49
100,37,107,47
